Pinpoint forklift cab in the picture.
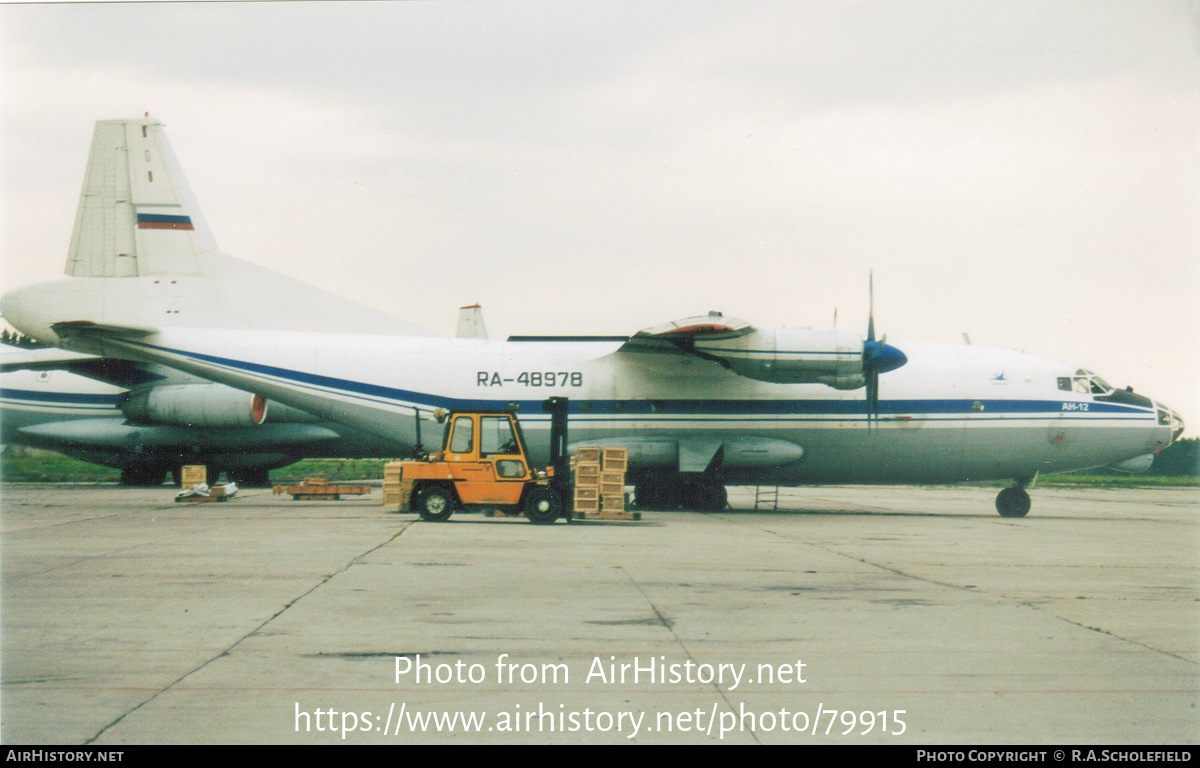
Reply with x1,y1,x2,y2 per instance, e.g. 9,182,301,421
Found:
401,399,566,524
440,411,534,503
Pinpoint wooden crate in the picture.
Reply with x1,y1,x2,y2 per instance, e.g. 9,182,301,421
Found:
180,464,207,489
576,447,601,462
383,462,405,481
602,448,627,471
601,493,625,512
573,497,600,513
383,480,414,511
574,487,599,502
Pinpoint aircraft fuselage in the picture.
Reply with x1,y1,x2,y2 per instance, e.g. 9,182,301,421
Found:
58,326,1178,486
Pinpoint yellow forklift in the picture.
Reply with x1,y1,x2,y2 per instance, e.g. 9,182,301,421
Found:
394,397,571,524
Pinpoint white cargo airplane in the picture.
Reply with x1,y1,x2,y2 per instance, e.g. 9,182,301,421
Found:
1,118,1184,515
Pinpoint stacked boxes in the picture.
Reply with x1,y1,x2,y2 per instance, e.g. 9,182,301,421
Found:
600,448,627,512
573,447,635,520
383,461,407,511
572,447,602,514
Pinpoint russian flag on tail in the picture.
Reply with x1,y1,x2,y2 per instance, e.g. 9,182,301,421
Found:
137,213,194,230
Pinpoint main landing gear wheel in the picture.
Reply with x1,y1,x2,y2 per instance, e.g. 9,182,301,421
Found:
523,486,563,525
996,486,1031,518
417,487,455,522
683,479,728,512
635,481,683,510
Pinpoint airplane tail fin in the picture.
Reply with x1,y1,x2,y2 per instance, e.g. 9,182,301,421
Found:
14,117,438,339
65,117,216,278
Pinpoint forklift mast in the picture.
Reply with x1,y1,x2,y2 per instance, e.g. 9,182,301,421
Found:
542,396,570,498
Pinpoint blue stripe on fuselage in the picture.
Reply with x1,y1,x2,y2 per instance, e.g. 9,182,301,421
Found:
122,340,1156,421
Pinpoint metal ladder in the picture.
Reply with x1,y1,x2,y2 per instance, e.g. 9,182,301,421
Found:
754,486,779,510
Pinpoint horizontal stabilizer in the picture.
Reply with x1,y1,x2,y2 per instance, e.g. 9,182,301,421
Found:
51,321,157,340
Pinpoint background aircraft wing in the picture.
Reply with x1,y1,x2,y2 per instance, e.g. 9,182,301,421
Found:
1,345,102,372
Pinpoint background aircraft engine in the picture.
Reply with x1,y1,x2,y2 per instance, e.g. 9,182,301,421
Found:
122,384,267,427
695,328,867,388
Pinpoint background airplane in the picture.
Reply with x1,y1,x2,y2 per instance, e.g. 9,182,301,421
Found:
0,340,407,485
1,304,491,486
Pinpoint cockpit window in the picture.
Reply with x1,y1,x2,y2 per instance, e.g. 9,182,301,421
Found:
1070,369,1114,396
1057,377,1072,392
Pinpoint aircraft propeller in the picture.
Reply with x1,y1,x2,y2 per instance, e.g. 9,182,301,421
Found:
861,272,907,431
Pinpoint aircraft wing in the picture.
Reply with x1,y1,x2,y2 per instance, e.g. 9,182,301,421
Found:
0,344,102,372
1,341,184,390
614,312,875,390
617,312,755,356
3,323,156,372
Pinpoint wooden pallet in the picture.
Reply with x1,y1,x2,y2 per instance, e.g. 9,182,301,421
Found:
574,509,641,521
273,477,372,500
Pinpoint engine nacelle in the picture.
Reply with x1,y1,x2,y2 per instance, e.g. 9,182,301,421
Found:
694,328,866,388
123,384,267,427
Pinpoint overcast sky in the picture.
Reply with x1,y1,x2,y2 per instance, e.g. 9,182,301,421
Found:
2,1,1197,434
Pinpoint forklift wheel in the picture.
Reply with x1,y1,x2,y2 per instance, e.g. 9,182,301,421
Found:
523,487,562,525
417,487,454,522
